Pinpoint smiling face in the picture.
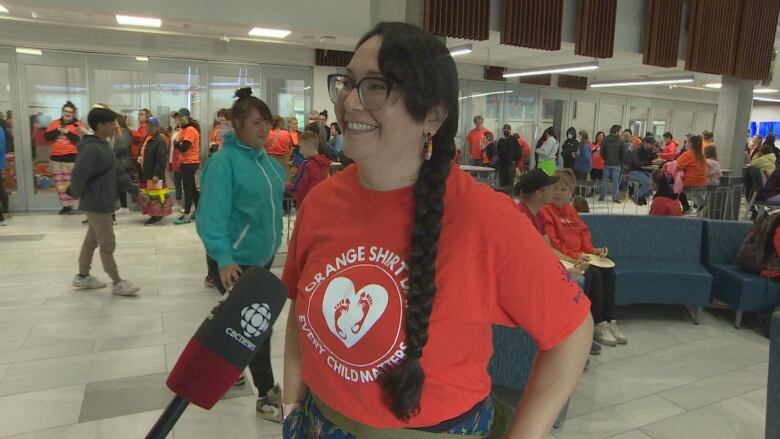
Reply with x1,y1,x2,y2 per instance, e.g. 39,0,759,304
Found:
62,106,75,123
336,36,431,167
235,107,269,149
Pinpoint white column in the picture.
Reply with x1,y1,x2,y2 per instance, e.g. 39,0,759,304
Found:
714,76,754,171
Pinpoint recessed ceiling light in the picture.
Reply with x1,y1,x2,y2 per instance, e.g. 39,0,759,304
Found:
449,44,472,57
754,88,778,94
590,75,694,88
754,97,780,103
116,14,162,28
135,56,149,61
248,27,291,39
704,83,722,89
16,47,42,55
0,4,9,13
504,61,599,78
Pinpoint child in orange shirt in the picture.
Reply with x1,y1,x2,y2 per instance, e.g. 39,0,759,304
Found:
542,169,626,347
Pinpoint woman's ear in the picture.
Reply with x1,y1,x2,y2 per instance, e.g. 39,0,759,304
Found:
425,104,448,137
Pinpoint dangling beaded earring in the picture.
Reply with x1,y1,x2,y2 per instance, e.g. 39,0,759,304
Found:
424,132,433,161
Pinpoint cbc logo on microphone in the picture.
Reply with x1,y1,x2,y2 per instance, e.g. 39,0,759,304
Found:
240,303,271,338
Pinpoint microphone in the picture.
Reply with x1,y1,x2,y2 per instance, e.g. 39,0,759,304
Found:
146,266,288,439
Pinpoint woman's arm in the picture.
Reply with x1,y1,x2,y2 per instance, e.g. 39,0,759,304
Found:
507,315,593,439
283,302,309,404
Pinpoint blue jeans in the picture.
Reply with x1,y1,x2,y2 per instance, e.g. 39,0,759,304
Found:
600,165,622,201
627,170,652,201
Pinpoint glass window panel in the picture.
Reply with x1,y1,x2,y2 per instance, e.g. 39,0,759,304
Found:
152,68,203,129
695,111,715,133
651,106,674,138
92,68,149,124
464,83,504,136
504,90,536,143
0,63,16,195
629,105,650,137
571,100,597,137
541,98,566,139
25,64,87,194
262,66,311,128
598,103,624,135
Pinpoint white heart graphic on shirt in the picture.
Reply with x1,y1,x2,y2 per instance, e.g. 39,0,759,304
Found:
322,277,388,349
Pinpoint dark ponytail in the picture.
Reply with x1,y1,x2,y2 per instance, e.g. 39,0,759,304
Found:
355,22,459,421
230,87,272,132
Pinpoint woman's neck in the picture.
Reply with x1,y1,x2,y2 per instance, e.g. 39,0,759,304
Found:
357,155,422,191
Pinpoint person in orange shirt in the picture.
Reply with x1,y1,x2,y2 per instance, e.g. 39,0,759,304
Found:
542,169,626,348
659,132,679,161
676,135,707,214
172,108,200,225
266,116,294,179
465,115,491,166
44,101,88,214
208,108,231,156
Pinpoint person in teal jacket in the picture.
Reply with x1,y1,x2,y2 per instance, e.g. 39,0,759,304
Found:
195,87,286,422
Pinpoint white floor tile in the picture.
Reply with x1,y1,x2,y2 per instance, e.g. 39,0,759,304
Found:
657,369,767,410
607,431,653,439
555,395,684,439
577,354,697,407
0,340,95,364
640,397,765,439
0,385,85,437
739,387,767,410
172,395,283,438
0,346,166,396
746,361,769,378
0,409,163,439
23,314,163,347
648,334,769,379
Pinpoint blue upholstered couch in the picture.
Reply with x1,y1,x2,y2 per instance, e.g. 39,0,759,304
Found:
702,220,780,328
769,313,780,439
581,215,712,322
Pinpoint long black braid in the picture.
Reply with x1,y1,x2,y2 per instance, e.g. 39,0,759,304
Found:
355,22,459,421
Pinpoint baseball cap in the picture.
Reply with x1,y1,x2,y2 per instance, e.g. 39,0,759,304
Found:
515,168,560,195
176,108,191,117
146,116,160,127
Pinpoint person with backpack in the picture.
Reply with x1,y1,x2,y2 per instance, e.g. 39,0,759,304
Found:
574,130,592,181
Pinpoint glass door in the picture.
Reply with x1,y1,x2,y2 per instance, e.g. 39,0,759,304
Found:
17,49,88,210
628,97,652,139
87,54,150,130
150,58,207,160
0,48,23,211
674,102,696,140
503,84,538,146
539,89,570,144
570,92,599,138
596,95,626,136
207,62,260,149
260,65,311,127
650,99,675,139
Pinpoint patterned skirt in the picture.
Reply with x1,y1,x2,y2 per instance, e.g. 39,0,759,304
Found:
283,395,497,439
140,183,173,217
49,161,78,207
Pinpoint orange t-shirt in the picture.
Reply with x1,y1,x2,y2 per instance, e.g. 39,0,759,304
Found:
676,150,707,187
178,126,200,164
283,165,590,428
466,127,490,160
267,129,293,157
46,119,82,157
591,143,604,170
540,203,596,258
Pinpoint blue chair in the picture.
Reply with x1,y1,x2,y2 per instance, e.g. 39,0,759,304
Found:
489,325,569,429
702,220,780,328
581,215,712,323
768,312,780,439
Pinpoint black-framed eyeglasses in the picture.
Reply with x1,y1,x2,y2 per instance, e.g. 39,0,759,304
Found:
327,74,394,111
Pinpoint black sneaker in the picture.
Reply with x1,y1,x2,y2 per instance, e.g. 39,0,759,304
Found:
59,207,73,215
144,216,162,226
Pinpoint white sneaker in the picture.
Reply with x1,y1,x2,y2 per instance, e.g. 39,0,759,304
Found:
607,320,628,344
112,280,140,297
72,274,107,289
117,207,130,215
256,384,282,423
594,322,618,346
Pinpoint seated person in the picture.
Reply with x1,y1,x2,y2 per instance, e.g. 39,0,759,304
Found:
659,132,679,161
757,166,780,203
648,171,682,217
704,145,722,186
625,135,659,206
542,169,627,347
515,169,601,356
751,144,776,180
676,135,708,213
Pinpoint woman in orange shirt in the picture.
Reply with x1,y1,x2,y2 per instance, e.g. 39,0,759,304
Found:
541,169,626,348
44,101,87,214
676,135,707,213
266,116,294,179
172,108,200,225
282,22,592,438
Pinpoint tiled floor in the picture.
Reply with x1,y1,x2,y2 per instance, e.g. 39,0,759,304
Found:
0,211,769,439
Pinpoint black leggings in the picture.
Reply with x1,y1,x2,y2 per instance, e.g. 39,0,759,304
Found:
0,174,7,220
208,257,276,394
181,163,200,215
584,266,616,323
589,169,603,181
